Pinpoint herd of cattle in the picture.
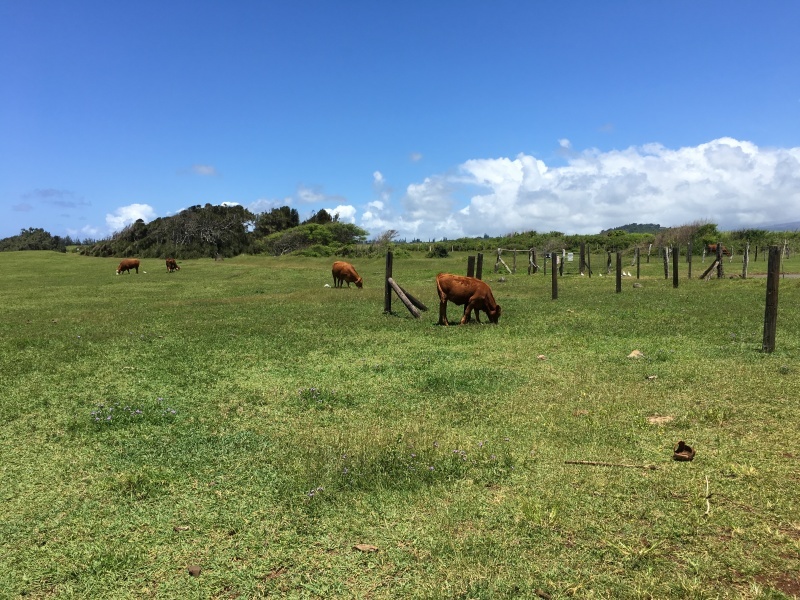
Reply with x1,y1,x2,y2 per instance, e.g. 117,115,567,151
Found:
329,261,500,325
115,258,179,275
115,258,501,326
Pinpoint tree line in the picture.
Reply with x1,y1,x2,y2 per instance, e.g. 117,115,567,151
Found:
1,210,798,260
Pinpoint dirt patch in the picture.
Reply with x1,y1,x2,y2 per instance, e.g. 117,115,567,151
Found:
647,415,674,425
755,572,800,597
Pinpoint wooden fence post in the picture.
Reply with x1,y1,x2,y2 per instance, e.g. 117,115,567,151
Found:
387,278,421,319
384,251,393,313
467,256,475,278
762,246,780,352
662,247,669,279
672,247,679,288
528,249,538,275
616,252,622,293
687,242,693,279
551,255,558,300
476,253,483,280
716,242,724,279
742,242,749,279
635,247,640,279
587,247,592,278
579,242,586,276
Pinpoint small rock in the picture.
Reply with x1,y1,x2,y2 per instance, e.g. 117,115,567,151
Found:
537,354,546,360
353,544,379,553
628,350,644,359
187,565,202,577
633,282,643,288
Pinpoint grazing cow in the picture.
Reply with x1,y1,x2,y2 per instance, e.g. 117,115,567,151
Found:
165,258,180,273
706,243,731,257
331,261,363,288
436,273,501,326
116,258,140,275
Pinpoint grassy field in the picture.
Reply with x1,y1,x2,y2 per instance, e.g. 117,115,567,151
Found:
1,250,798,599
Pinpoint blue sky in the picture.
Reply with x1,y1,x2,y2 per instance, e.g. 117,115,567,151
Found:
2,1,799,242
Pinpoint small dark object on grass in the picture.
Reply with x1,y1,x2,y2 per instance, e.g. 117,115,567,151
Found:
187,565,202,577
673,440,696,461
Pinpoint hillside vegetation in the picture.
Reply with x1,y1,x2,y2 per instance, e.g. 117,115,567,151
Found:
3,209,799,260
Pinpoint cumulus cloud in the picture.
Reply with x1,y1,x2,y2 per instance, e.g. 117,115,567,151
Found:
325,204,357,222
106,203,157,232
384,137,800,240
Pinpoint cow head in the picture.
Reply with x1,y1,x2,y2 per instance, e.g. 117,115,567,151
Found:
486,304,502,324
355,277,363,288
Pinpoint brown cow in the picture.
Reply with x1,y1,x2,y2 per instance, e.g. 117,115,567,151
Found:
332,261,363,288
706,243,731,257
436,273,501,326
165,258,180,273
116,258,140,275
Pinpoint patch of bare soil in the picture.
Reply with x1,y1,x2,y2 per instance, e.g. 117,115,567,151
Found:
647,415,674,425
756,572,800,598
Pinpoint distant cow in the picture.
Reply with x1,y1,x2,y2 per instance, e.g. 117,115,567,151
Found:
116,258,140,275
165,258,180,273
436,273,501,326
332,261,363,288
706,243,731,257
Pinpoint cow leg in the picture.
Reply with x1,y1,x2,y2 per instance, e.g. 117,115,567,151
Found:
460,301,477,325
438,300,449,326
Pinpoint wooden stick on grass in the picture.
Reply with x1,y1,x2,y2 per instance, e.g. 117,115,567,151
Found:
565,460,658,470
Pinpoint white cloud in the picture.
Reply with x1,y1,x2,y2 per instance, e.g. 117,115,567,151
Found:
373,171,384,184
325,204,357,222
297,185,325,204
247,197,294,214
379,138,800,240
106,203,157,232
410,152,423,162
192,164,219,176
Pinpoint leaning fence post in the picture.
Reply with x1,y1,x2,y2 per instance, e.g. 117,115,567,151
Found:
762,246,780,352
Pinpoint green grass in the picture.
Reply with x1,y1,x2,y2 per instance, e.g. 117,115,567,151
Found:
1,250,799,599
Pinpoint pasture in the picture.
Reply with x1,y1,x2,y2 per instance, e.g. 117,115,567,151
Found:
1,250,798,599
